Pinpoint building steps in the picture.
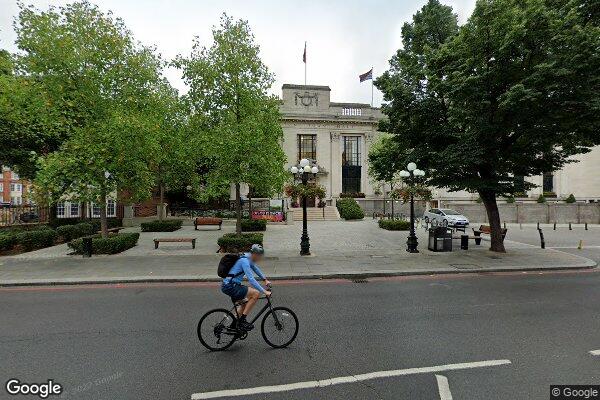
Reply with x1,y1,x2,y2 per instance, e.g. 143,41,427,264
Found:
291,206,340,221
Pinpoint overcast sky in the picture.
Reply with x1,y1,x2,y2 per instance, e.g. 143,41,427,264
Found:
0,0,476,106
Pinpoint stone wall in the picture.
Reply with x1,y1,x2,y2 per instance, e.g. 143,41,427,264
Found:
445,203,600,223
352,198,426,217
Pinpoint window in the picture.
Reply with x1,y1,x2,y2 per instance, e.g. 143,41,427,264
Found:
16,184,22,192
69,202,80,218
10,183,15,192
11,172,19,180
91,203,101,218
16,197,22,205
107,199,116,217
57,202,66,218
342,137,361,166
342,108,362,116
298,135,316,162
543,172,554,193
0,183,3,192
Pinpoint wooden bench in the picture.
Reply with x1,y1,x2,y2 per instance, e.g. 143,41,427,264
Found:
194,217,223,230
97,227,123,234
472,225,508,245
153,237,196,249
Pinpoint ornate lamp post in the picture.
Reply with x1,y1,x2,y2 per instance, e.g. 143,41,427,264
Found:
400,162,425,253
290,158,318,255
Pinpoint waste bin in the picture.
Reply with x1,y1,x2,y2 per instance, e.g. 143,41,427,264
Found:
428,227,452,252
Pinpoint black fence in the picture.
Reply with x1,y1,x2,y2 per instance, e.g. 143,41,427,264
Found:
0,205,48,227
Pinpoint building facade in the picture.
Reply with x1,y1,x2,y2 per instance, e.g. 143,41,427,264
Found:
1,167,31,205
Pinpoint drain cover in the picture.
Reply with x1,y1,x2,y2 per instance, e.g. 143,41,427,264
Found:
351,278,369,283
450,263,480,270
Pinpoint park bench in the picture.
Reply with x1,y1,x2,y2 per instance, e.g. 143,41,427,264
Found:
153,237,196,249
97,227,123,234
471,225,507,245
194,217,223,230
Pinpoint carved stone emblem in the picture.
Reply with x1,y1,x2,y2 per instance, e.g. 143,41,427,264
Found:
294,91,319,107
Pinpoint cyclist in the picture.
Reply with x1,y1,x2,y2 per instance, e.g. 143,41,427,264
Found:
221,244,271,331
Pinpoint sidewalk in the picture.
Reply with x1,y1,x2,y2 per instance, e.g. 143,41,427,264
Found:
0,220,595,286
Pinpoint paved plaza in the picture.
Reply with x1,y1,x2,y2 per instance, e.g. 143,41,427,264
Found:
0,220,596,285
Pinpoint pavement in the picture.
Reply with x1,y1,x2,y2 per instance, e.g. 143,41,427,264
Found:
1,271,599,400
0,220,596,286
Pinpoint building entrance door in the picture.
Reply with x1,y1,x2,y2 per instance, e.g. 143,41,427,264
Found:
342,166,361,194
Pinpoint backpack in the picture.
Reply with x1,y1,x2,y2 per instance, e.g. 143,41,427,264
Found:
217,253,243,278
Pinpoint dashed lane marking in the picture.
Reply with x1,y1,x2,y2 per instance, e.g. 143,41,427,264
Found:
436,375,453,400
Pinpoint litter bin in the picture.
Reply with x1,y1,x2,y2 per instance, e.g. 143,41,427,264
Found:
428,227,452,252
82,236,93,258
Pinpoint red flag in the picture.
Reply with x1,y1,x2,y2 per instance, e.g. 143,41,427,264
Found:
303,42,306,63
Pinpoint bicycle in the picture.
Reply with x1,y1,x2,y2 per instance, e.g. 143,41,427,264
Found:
197,286,299,351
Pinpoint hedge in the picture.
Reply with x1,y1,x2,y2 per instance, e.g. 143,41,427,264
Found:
241,219,267,232
68,232,140,255
217,233,263,253
16,229,58,251
49,218,122,229
140,219,183,232
336,198,365,220
0,233,17,251
56,223,95,242
378,219,410,231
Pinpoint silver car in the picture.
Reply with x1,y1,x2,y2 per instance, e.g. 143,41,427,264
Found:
423,208,469,228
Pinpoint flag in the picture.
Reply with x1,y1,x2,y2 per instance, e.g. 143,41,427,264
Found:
359,68,373,82
303,42,306,63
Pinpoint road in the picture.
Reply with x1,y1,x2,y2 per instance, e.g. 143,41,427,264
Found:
1,271,599,400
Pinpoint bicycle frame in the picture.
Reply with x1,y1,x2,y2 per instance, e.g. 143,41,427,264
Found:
230,295,277,326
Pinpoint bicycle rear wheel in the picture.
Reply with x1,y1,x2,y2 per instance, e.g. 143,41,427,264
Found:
261,307,299,348
197,308,237,351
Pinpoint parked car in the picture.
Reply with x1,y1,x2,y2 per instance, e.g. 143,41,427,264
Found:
19,211,39,223
422,208,469,228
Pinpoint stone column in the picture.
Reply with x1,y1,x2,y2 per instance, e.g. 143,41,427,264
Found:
363,132,375,196
330,132,342,199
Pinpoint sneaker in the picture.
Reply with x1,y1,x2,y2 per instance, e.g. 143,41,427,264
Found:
237,320,254,331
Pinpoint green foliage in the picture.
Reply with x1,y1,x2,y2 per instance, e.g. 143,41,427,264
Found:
56,222,95,241
0,233,17,251
368,134,407,193
378,219,410,231
285,183,326,200
565,194,576,203
336,198,365,220
16,229,58,251
376,0,600,251
505,196,516,204
140,219,183,232
537,194,547,203
241,219,267,232
48,218,122,230
217,233,264,253
68,232,139,254
175,14,287,233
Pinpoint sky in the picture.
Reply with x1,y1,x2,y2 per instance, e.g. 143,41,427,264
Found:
0,0,477,106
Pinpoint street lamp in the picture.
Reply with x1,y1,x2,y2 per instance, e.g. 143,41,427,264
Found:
400,163,425,253
290,158,318,255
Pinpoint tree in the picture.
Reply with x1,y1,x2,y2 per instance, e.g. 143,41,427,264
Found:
0,49,66,178
377,0,600,252
20,2,167,237
368,135,407,217
176,14,287,234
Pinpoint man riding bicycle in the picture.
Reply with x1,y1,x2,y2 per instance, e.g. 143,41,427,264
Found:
221,244,271,331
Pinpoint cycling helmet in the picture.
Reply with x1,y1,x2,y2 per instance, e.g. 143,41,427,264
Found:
250,244,264,254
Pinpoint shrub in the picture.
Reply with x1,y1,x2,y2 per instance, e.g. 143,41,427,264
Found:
241,219,267,232
339,192,366,198
140,219,183,232
56,223,95,241
378,219,410,230
16,229,58,251
49,218,122,229
505,196,515,204
0,233,17,251
536,194,546,203
565,194,576,203
336,198,364,220
68,233,140,254
217,233,263,253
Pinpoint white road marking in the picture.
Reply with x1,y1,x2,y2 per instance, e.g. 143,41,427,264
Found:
436,375,453,400
590,350,600,356
190,359,511,399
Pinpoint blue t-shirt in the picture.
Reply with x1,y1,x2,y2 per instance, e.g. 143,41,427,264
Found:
223,253,266,293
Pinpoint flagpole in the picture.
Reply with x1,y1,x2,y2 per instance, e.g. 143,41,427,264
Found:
371,66,374,107
304,41,307,86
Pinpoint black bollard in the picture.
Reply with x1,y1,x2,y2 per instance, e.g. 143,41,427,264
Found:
585,223,588,231
538,228,545,249
569,222,572,230
82,236,93,258
553,222,556,230
460,235,469,250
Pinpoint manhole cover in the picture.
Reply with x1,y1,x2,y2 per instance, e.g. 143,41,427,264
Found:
450,263,480,270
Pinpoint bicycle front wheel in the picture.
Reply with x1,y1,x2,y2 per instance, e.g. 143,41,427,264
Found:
197,308,237,351
261,307,299,348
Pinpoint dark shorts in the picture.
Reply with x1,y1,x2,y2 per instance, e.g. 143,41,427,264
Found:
221,281,248,301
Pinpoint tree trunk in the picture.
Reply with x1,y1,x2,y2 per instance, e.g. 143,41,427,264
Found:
235,183,242,235
48,202,57,226
158,181,165,221
479,190,505,252
99,190,108,239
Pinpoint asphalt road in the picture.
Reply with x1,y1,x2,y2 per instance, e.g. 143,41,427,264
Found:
1,271,599,400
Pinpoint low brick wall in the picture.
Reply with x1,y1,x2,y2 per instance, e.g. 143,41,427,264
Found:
445,203,600,224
